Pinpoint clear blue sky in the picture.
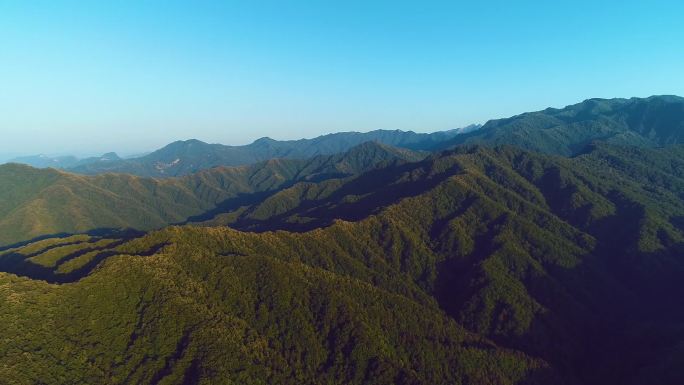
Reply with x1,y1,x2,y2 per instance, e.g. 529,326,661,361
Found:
1,0,683,156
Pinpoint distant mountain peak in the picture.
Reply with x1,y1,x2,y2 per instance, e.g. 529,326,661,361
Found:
99,152,121,161
153,139,210,156
162,139,207,148
252,137,277,145
177,139,206,146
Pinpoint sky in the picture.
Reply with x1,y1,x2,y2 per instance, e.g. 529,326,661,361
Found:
1,0,683,157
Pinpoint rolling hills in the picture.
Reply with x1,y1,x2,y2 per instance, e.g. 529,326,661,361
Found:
1,143,684,384
0,142,423,247
1,96,684,384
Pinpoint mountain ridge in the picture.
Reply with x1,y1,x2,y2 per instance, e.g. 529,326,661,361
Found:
0,141,424,246
435,95,684,155
1,95,684,384
2,142,684,384
8,128,474,177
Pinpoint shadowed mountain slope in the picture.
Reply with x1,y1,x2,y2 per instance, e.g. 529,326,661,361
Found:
1,144,683,384
191,143,684,384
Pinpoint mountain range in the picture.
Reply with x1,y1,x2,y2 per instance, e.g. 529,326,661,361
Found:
11,95,684,178
8,126,478,178
0,142,423,246
1,96,683,384
439,95,684,155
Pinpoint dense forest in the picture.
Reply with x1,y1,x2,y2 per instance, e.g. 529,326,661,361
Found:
1,96,684,384
439,95,684,155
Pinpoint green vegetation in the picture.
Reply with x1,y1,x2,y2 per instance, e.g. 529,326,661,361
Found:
28,238,117,268
1,142,683,384
0,235,92,256
438,95,684,155
0,142,422,246
2,96,684,384
55,249,107,274
0,229,554,385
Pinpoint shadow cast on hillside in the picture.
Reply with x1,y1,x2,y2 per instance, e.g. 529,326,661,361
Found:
222,160,463,233
181,190,286,224
0,228,167,284
0,228,143,252
427,187,684,385
180,171,358,226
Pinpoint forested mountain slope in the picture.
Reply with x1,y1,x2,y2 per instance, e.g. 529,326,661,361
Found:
0,142,422,246
0,228,555,385
1,144,683,384
436,95,684,155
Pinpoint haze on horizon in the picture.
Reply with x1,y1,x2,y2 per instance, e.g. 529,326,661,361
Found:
1,0,683,157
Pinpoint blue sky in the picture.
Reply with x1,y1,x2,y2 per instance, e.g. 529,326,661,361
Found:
1,0,683,156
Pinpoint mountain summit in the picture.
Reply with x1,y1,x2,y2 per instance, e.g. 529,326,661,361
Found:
435,95,684,155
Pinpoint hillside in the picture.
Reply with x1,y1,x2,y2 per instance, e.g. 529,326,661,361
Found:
1,144,683,384
1,97,684,384
66,128,466,177
0,142,422,246
436,95,684,155
0,229,554,385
